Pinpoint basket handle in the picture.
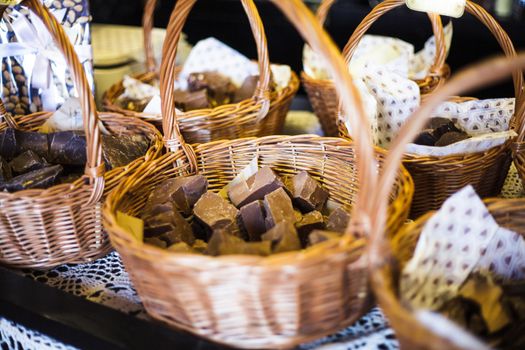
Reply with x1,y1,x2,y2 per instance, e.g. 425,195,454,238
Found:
20,0,105,204
160,0,272,165
143,0,161,73
315,0,337,26
369,53,525,269
340,0,448,89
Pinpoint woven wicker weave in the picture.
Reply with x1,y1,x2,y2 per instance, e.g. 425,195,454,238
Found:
102,0,414,348
0,0,163,269
102,0,299,142
367,53,525,350
341,0,523,219
302,0,448,137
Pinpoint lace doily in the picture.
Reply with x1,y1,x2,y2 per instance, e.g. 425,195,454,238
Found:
2,163,523,350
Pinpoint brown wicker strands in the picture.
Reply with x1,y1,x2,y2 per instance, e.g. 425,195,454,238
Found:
102,0,414,347
342,0,524,219
302,0,448,136
0,0,163,269
102,0,299,141
512,100,525,184
367,54,525,350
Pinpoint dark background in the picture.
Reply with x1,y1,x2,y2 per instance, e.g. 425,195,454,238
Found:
89,0,525,98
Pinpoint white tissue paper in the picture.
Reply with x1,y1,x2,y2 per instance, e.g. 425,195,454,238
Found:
400,185,525,311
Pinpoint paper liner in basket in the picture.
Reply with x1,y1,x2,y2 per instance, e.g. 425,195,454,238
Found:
119,37,292,114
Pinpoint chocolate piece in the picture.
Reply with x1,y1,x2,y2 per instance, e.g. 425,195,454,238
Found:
239,200,267,241
414,130,437,146
167,242,194,253
308,229,343,246
171,175,208,216
228,166,284,208
261,221,301,253
187,71,236,106
432,120,462,139
118,96,152,112
58,172,83,184
207,229,245,256
173,89,210,111
15,130,49,158
0,156,12,182
435,131,470,147
48,131,87,165
295,210,325,246
231,241,272,256
0,128,17,158
264,187,297,229
426,117,455,130
144,209,195,245
3,165,63,191
234,75,259,102
102,134,149,170
286,171,329,212
194,191,239,235
192,239,208,254
144,237,167,248
326,207,351,233
9,150,47,174
142,201,174,220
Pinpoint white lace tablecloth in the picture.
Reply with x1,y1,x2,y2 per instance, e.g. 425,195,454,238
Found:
1,135,523,350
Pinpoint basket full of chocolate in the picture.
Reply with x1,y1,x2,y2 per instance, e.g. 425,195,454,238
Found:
102,0,299,143
102,0,414,347
0,0,163,269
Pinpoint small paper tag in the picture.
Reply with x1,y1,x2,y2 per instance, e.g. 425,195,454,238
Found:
116,211,144,242
406,0,465,18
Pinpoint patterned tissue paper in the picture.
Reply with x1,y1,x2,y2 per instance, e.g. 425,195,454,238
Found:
0,0,93,115
400,185,525,311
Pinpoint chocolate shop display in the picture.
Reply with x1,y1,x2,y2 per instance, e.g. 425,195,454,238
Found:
136,167,352,256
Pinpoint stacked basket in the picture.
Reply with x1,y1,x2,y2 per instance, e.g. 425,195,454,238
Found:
367,53,525,350
103,0,299,143
0,0,163,269
102,0,414,348
340,0,524,219
302,0,449,136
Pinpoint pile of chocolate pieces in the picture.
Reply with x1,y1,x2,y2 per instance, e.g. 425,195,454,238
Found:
0,127,150,192
141,166,352,255
414,117,471,147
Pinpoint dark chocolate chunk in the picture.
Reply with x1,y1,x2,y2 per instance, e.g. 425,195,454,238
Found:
9,150,47,174
228,166,284,208
187,71,236,106
0,128,17,158
173,89,210,111
194,191,239,235
170,175,208,216
239,200,267,241
15,130,49,158
295,210,325,246
261,221,301,253
326,207,351,233
434,131,470,147
426,117,455,130
0,156,12,182
414,130,437,146
308,230,342,246
234,75,259,103
286,171,329,212
48,131,87,165
102,134,149,170
264,187,297,229
3,165,63,191
144,208,195,245
432,120,462,139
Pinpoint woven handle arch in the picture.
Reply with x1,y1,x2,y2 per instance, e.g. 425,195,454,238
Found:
6,0,105,203
160,0,272,160
369,53,525,267
333,0,448,87
143,0,160,73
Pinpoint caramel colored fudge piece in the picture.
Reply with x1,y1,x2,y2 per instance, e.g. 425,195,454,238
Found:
187,71,236,106
264,187,297,229
194,191,239,235
295,210,325,247
234,75,259,103
239,200,267,241
286,171,329,212
228,166,284,208
308,230,342,246
261,221,301,253
326,207,351,233
207,229,245,256
144,209,195,246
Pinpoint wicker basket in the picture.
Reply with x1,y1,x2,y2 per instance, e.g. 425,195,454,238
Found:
340,0,523,219
366,53,525,350
0,0,163,269
102,0,299,143
302,0,449,137
102,0,414,348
